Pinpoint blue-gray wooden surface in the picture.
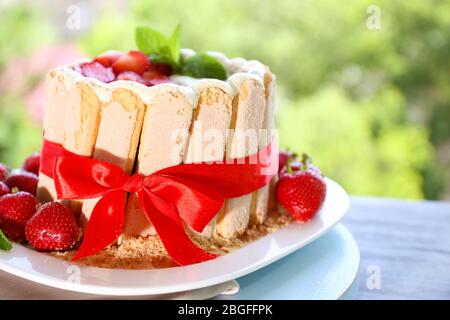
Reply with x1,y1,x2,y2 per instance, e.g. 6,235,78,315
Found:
344,196,450,300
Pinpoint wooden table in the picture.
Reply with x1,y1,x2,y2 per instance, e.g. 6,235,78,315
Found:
343,196,450,300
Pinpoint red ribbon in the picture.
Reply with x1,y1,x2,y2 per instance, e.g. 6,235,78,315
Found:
45,140,276,266
40,139,79,178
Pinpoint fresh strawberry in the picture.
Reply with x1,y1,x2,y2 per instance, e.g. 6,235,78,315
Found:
0,181,10,197
112,50,150,75
22,152,40,175
0,192,37,241
0,163,9,181
276,154,326,222
25,202,79,251
4,170,39,196
80,61,115,83
116,71,147,85
94,51,123,67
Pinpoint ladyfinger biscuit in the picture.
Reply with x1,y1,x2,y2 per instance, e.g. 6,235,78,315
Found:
123,87,196,237
59,81,102,214
37,71,102,209
216,76,265,238
251,70,277,225
37,71,70,203
183,85,233,237
80,88,146,228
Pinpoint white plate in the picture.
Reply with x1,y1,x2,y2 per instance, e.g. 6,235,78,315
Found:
0,178,349,296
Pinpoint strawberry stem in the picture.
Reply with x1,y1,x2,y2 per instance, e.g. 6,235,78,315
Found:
301,153,312,171
285,157,292,174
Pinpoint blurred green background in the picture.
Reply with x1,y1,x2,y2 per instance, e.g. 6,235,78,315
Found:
0,0,449,200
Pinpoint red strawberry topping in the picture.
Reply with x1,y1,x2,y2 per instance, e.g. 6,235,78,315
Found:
0,163,9,181
276,153,326,222
80,61,115,83
147,77,171,86
0,192,37,241
22,152,40,175
146,63,172,77
25,202,79,251
94,51,123,67
143,71,171,86
4,170,39,196
116,71,147,85
0,181,10,197
112,50,150,75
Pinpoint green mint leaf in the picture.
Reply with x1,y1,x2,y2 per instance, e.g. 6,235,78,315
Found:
181,53,227,80
149,53,175,66
135,26,171,59
135,25,182,70
0,230,12,251
168,24,181,65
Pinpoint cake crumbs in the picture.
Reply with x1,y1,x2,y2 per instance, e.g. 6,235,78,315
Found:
49,210,292,269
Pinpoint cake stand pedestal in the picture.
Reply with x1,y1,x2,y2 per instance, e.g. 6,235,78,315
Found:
216,223,360,300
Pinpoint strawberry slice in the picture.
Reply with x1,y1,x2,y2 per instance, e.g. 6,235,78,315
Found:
116,71,147,85
80,61,115,83
112,50,150,75
147,63,172,76
142,71,171,87
94,51,123,67
146,76,171,87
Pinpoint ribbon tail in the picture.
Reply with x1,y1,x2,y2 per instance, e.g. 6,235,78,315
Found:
138,189,218,266
72,190,125,261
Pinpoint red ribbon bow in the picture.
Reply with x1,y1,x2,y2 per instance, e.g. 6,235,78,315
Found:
49,142,276,266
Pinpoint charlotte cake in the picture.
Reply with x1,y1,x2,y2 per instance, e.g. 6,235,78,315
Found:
0,28,330,270
34,30,287,268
